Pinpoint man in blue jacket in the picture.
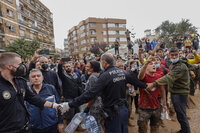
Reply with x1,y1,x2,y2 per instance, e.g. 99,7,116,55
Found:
27,69,64,133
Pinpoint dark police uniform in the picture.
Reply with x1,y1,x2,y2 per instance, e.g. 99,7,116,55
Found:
0,74,46,132
69,66,147,133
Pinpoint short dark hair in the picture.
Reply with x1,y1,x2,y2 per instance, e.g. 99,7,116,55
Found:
169,47,179,53
155,56,161,61
101,53,114,66
0,52,20,69
156,48,163,53
90,61,100,73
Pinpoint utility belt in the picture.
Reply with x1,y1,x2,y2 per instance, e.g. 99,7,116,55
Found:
10,121,31,133
102,102,128,120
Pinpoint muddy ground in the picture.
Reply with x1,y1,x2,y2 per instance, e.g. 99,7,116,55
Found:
73,89,200,133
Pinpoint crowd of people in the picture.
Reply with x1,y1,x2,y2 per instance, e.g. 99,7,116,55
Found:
0,33,200,133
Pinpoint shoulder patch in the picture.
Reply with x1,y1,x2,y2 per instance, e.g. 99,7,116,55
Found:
2,91,11,100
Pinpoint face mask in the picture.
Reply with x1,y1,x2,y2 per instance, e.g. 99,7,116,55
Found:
100,62,104,71
56,63,58,67
41,64,49,70
155,64,160,69
11,63,27,77
170,58,179,63
87,72,91,75
131,64,137,71
66,69,72,73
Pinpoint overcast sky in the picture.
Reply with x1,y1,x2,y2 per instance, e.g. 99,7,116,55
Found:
40,0,200,49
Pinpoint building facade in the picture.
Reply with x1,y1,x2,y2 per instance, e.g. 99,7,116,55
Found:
68,17,127,57
63,38,69,57
0,0,55,51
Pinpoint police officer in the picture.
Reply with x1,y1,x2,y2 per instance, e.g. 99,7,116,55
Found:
61,53,147,133
0,52,61,132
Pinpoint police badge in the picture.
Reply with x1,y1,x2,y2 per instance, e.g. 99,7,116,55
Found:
2,91,11,100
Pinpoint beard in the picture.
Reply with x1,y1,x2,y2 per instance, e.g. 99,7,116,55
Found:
10,68,17,76
66,69,72,73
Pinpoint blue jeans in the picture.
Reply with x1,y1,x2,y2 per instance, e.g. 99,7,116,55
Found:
105,107,128,133
171,94,190,133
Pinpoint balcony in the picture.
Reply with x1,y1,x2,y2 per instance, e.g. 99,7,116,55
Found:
20,0,36,12
18,19,40,31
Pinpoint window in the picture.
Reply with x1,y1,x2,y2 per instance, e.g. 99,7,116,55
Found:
115,23,119,28
116,37,120,42
80,32,86,38
119,31,125,35
90,30,96,35
36,4,40,11
30,33,34,39
8,0,13,3
89,23,95,27
104,38,107,42
120,38,127,42
7,9,14,18
91,37,96,43
74,43,78,46
10,40,15,43
72,30,76,35
80,25,85,31
108,23,115,28
116,31,119,35
109,38,119,42
9,25,15,32
16,0,20,6
81,47,86,51
103,31,107,35
103,24,107,28
81,40,86,44
18,13,23,21
108,31,115,35
74,49,79,52
119,24,126,28
19,30,25,37
73,37,77,41
29,20,33,26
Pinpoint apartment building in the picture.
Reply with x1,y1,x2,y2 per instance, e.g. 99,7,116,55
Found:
68,17,127,57
64,38,69,57
0,0,55,52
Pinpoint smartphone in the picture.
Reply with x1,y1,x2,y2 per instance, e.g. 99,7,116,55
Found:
39,49,49,55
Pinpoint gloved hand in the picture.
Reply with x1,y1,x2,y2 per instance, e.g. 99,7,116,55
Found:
61,102,70,114
52,103,63,111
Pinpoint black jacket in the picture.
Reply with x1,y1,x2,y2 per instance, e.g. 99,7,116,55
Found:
0,74,46,132
69,66,146,108
57,64,82,99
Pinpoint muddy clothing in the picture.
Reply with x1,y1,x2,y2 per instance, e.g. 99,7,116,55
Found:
154,58,200,94
139,73,162,109
153,58,198,133
138,108,161,133
171,94,190,133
